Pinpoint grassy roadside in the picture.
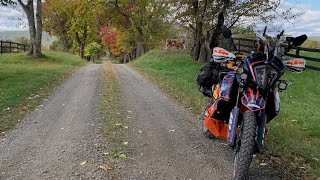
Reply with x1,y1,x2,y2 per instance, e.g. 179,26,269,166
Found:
129,49,320,178
0,51,86,136
99,61,128,169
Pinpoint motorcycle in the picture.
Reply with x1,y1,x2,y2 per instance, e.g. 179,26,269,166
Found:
200,26,307,179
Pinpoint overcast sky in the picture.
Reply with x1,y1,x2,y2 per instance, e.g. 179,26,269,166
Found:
0,0,320,37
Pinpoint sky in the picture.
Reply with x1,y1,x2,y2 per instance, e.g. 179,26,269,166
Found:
0,0,320,37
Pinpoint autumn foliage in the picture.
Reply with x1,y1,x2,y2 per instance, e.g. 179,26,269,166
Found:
100,26,122,57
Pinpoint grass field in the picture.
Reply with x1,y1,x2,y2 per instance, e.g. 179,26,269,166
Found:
129,49,320,177
0,51,86,134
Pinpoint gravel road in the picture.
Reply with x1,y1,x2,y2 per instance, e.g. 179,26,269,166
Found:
114,64,279,180
0,64,103,180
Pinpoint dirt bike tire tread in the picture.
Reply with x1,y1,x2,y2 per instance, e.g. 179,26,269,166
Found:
234,111,257,180
203,129,214,139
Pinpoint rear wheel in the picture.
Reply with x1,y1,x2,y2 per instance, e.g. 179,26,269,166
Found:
233,110,257,180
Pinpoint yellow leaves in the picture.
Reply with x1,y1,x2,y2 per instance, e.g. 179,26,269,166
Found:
98,165,113,171
119,153,127,159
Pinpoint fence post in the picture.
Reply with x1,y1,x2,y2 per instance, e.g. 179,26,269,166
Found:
296,47,300,58
24,45,26,52
9,42,12,53
0,41,2,55
17,43,19,53
238,39,241,53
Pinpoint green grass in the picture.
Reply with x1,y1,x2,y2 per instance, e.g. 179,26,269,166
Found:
0,51,86,134
130,49,320,177
111,57,121,64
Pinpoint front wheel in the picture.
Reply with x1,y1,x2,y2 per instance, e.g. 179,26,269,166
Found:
233,110,257,180
202,121,214,139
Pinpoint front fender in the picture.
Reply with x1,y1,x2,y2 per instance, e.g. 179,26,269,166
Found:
241,88,265,112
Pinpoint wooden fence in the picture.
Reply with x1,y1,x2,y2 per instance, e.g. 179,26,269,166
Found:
0,40,29,55
233,38,320,71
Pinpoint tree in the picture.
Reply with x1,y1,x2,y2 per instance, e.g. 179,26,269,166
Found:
15,0,43,57
100,26,122,57
0,0,15,6
42,0,106,58
173,0,302,62
84,42,102,61
2,0,43,57
106,0,171,61
42,0,72,52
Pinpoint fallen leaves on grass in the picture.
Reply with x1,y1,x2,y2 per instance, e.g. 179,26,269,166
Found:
119,154,127,159
259,162,267,166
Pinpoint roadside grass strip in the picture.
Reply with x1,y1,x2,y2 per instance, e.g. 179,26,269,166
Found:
100,61,128,167
0,51,86,136
130,49,320,178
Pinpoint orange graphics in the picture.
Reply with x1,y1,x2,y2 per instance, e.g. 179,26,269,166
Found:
286,59,305,65
212,85,220,100
204,103,228,140
213,49,229,56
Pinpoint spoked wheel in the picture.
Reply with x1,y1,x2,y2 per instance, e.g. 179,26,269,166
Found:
233,110,257,180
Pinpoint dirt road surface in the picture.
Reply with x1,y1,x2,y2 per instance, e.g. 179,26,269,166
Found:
0,64,104,180
113,64,279,180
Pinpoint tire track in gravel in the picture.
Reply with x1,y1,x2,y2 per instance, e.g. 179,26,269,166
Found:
0,64,106,180
114,64,280,180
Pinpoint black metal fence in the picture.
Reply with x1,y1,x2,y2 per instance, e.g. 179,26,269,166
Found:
0,40,29,55
233,38,320,71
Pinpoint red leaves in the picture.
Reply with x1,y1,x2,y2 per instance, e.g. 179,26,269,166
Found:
100,26,119,47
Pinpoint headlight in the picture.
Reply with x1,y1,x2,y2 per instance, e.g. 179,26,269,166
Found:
253,65,267,89
278,81,287,90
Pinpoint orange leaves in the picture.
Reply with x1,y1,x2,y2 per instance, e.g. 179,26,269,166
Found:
100,26,119,47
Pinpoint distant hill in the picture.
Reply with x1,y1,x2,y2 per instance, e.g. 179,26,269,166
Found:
309,36,320,42
0,31,56,46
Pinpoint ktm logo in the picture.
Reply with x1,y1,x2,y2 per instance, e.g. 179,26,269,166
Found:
286,60,304,65
213,49,229,56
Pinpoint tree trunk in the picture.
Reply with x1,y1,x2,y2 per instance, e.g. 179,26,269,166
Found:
27,12,35,56
191,0,207,61
198,31,211,62
79,43,85,59
61,35,69,52
35,0,42,58
75,25,87,59
18,0,35,55
135,28,147,58
209,0,230,50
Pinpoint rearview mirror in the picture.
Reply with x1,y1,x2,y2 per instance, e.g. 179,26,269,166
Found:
293,34,307,47
277,30,284,39
220,25,232,38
